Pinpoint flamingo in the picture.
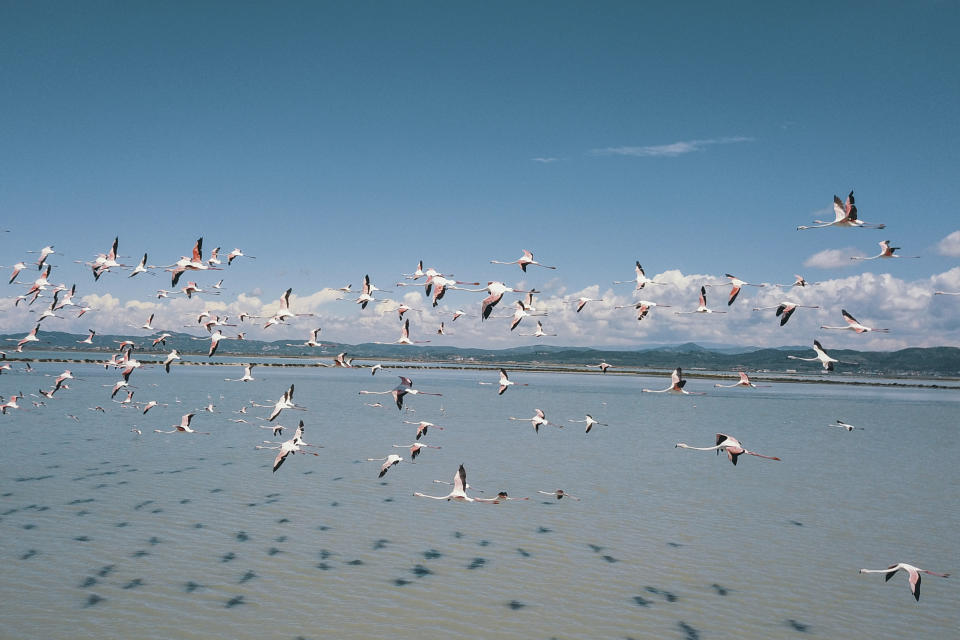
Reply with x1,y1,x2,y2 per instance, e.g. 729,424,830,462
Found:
752,301,820,326
830,420,863,431
480,281,533,320
1,391,25,414
851,240,919,261
773,274,817,288
423,275,482,307
615,300,671,320
224,364,255,382
162,349,180,373
152,333,172,347
642,368,704,395
489,249,557,271
675,286,727,315
356,274,381,309
367,454,403,478
226,248,255,265
714,372,771,388
286,328,327,348
129,253,152,278
402,420,444,441
820,310,890,333
705,274,765,306
508,408,560,433
613,262,665,290
392,442,442,460
518,320,556,337
256,421,319,472
10,325,41,352
509,300,546,331
858,563,949,601
537,489,581,501
374,318,430,345
568,414,607,433
496,368,527,395
264,288,314,328
933,290,960,296
414,465,501,503
140,400,166,414
266,384,302,421
30,245,56,269
787,340,858,371
587,361,613,373
6,262,26,284
154,412,209,434
570,297,603,313
359,376,441,410
797,191,886,230
328,352,353,368
675,433,781,465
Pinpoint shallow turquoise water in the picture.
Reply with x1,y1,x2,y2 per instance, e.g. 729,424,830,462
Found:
1,362,957,639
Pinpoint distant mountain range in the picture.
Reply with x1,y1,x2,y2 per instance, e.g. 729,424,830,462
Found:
4,330,960,377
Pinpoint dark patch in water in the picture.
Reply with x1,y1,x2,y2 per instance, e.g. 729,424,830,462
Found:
316,562,332,570
114,521,129,528
83,594,104,608
236,531,249,542
132,549,149,558
185,581,202,593
180,499,191,504
275,535,287,543
221,552,236,563
20,549,38,560
645,586,677,602
148,536,161,546
346,559,364,566
317,525,330,531
318,549,332,559
267,547,282,556
69,498,95,505
22,523,36,530
35,505,50,512
423,549,442,560
536,526,552,534
602,555,619,563
302,470,314,475
666,542,683,547
79,576,97,588
632,596,651,607
332,476,343,481
588,544,605,553
150,508,163,514
133,500,153,510
277,518,290,524
97,565,114,577
225,595,244,608
711,583,729,596
266,493,281,498
453,531,464,539
74,536,90,542
788,520,803,527
239,570,257,584
330,501,339,507
122,578,144,590
194,523,204,529
786,619,810,633
467,557,486,570
383,497,394,503
246,503,259,508
678,622,700,640
76,510,90,516
393,578,411,586
373,539,389,550
411,564,432,577
478,540,490,547
507,600,526,610
210,488,223,493
516,548,531,557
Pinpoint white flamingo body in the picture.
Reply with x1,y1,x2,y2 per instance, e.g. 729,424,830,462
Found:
859,563,949,601
675,433,781,465
787,340,857,371
798,191,885,230
752,301,819,326
820,309,889,333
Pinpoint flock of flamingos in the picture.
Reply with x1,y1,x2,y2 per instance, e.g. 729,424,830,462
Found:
1,191,955,602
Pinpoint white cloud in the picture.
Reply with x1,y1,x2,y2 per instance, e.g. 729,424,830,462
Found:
936,230,960,257
804,248,863,269
531,157,559,163
590,136,752,158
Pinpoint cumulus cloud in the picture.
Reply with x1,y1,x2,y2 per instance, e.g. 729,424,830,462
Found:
936,230,960,257
804,248,863,269
531,157,559,163
590,136,752,158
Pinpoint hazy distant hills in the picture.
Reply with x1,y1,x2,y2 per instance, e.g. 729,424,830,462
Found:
5,330,960,377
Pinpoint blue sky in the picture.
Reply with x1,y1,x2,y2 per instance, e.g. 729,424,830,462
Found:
2,2,959,350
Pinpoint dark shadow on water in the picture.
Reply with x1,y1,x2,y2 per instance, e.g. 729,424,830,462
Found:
83,594,105,608
148,536,161,545
316,562,332,570
132,549,149,558
275,535,287,543
467,557,486,570
711,583,729,596
239,570,257,584
122,578,144,589
645,586,677,602
236,531,249,542
394,578,410,586
74,536,90,542
536,526,552,534
632,596,651,607
267,547,282,556
318,549,333,559
602,555,619,563
225,595,244,608
20,549,38,560
507,600,526,610
423,549,442,560
79,576,97,588
346,559,363,566
185,581,203,592
678,621,700,640
516,548,531,557
478,540,490,547
221,552,236,563
373,539,389,550
788,520,804,527
786,619,810,633
667,542,683,547
453,531,464,539
97,565,114,577
411,564,432,577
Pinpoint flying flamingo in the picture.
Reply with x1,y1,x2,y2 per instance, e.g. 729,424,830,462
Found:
481,282,533,320
154,413,209,434
714,372,771,388
374,318,430,345
358,376,442,410
75,329,96,345
752,301,820,326
705,274,765,306
642,368,704,394
264,288,314,328
508,300,546,331
413,465,501,503
392,442,442,460
613,262,665,290
367,454,404,478
587,361,613,373
256,421,320,472
568,414,608,433
329,352,353,368
675,433,781,465
226,248,255,265
518,320,556,337
489,249,557,271
675,286,727,315
934,290,960,296
787,340,858,371
403,420,444,440
355,274,381,309
858,563,949,601
508,408,560,433
570,296,603,313
286,328,328,348
265,384,302,421
224,364,255,382
797,191,886,230
820,310,890,334
496,368,527,395
129,253,152,278
10,325,41,352
615,300,671,320
773,274,817,288
537,489,581,501
6,262,26,284
850,240,919,261
830,420,863,431
162,349,180,373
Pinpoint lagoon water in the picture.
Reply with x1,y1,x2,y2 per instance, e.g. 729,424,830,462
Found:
1,360,957,639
